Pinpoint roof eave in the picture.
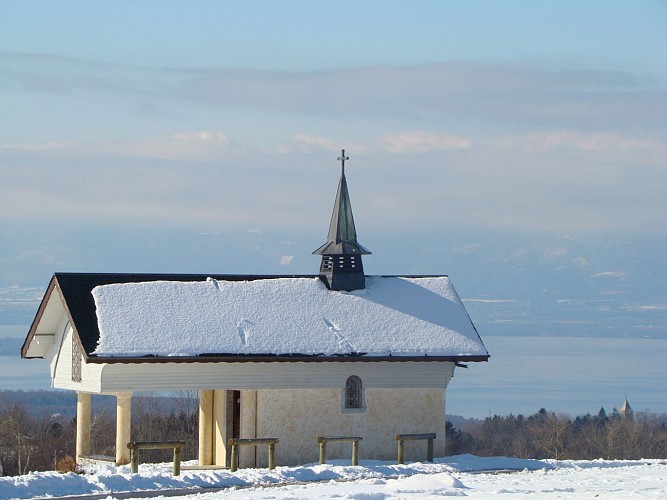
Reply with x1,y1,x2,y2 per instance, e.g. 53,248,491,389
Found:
21,274,87,361
21,276,57,359
85,354,491,364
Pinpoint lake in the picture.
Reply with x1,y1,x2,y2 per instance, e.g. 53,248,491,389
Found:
447,335,667,418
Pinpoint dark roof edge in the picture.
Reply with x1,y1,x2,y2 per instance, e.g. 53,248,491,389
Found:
54,272,320,280
21,276,57,358
86,354,490,364
51,272,449,279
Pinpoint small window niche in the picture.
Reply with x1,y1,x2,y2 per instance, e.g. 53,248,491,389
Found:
71,335,82,383
342,375,365,413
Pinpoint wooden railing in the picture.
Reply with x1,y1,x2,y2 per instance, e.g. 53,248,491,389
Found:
228,437,279,472
395,433,436,464
317,435,363,465
127,441,186,475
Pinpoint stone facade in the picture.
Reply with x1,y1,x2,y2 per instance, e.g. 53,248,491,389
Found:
236,387,446,467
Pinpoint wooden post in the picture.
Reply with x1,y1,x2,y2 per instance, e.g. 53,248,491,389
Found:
130,446,138,474
127,442,185,476
317,436,362,466
319,440,327,465
395,433,437,464
268,442,276,470
230,443,239,472
173,446,181,476
228,438,278,472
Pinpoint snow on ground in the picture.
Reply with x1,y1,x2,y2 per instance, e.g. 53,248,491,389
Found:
1,455,665,499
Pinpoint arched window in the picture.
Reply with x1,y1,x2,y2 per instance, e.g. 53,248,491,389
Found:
344,375,363,409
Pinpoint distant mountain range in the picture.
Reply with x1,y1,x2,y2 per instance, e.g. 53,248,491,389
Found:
1,222,665,340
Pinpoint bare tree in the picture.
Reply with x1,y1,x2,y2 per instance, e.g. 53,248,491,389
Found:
0,403,35,475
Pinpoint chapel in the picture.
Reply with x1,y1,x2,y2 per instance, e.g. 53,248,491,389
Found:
21,150,489,468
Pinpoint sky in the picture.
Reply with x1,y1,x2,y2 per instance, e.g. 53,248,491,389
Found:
1,1,666,416
1,1,665,234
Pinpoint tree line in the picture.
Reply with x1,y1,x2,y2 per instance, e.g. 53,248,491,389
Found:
0,391,198,476
446,407,667,460
1,395,665,476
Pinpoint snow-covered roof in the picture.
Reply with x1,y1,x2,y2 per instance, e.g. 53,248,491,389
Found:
91,276,487,359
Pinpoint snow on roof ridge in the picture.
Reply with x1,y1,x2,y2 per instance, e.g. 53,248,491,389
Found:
92,276,487,358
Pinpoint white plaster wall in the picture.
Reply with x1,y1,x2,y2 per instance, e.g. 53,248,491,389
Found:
98,361,454,392
50,323,76,390
252,387,446,467
51,325,103,393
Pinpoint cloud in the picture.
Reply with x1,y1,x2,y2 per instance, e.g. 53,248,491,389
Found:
463,299,516,303
169,131,228,143
275,134,331,155
453,243,481,254
2,54,666,234
179,62,666,133
4,53,665,136
280,255,294,266
1,130,233,164
572,257,588,267
493,131,666,165
543,247,568,258
278,130,472,156
591,272,627,279
623,303,667,312
379,131,472,154
291,134,339,152
245,227,263,234
93,131,229,162
1,141,75,151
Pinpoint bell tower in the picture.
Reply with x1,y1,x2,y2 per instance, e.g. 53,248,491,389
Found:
313,149,371,291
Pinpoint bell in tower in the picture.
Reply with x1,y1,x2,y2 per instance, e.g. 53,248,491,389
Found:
313,149,371,291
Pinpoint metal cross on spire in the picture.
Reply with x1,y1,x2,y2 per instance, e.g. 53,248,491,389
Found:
337,149,349,176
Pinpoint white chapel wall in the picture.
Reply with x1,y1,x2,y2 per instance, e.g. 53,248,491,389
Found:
50,322,103,392
251,387,447,467
98,361,454,392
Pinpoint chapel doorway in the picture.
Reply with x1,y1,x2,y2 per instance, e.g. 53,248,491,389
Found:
232,390,241,438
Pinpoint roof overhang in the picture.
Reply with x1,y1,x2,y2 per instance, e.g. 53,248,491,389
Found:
22,277,61,358
86,354,490,364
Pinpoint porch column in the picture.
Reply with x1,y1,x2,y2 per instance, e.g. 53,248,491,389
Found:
213,389,232,466
75,392,91,461
198,389,214,465
240,390,257,468
115,392,132,464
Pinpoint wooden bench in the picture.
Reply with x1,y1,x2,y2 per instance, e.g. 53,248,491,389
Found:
227,437,279,472
78,454,115,466
395,433,436,464
317,435,363,465
127,441,186,475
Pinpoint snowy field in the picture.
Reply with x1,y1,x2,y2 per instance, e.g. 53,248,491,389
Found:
1,455,665,499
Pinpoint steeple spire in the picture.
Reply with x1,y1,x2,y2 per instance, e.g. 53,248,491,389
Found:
620,396,634,420
313,149,371,291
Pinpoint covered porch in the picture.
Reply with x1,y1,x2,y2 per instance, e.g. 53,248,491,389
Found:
74,389,252,468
